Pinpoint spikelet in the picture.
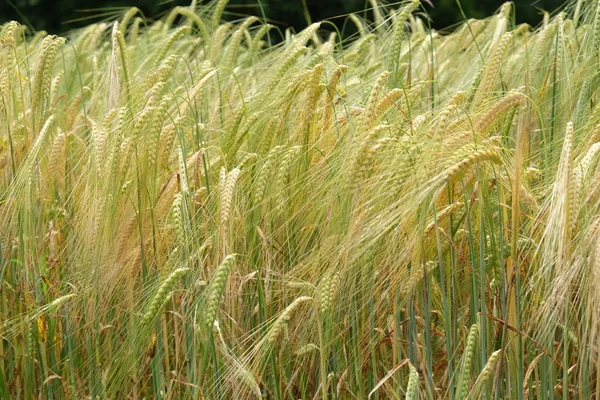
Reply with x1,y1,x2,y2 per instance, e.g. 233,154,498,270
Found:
594,0,600,54
177,146,189,193
295,343,319,356
442,149,502,183
224,17,259,68
202,254,236,331
292,23,321,47
146,82,165,109
141,268,188,326
31,36,65,115
210,23,232,61
148,20,165,36
377,83,424,121
49,71,64,104
254,146,286,204
90,196,106,250
349,14,365,37
266,46,308,93
319,65,348,133
346,34,376,64
129,17,142,44
401,261,438,297
455,324,478,400
405,364,419,400
355,137,395,188
155,26,191,65
220,168,241,226
41,37,66,104
250,24,274,53
363,71,390,128
474,91,523,133
158,121,178,168
147,101,169,166
318,271,339,315
229,356,263,399
472,32,512,106
256,117,279,155
112,22,132,101
225,111,264,160
211,0,230,29
302,64,324,141
47,129,66,179
166,7,209,43
133,107,154,141
172,192,185,245
0,22,17,104
389,0,421,70
574,142,600,207
120,7,140,34
41,293,76,314
424,202,463,235
266,296,312,345
237,153,257,171
274,148,299,216
533,23,553,71
563,122,576,236
116,215,138,261
1,21,18,44
348,124,391,190
555,14,565,88
411,113,428,133
30,114,56,160
467,349,502,398
375,88,404,117
326,64,348,100
429,93,466,138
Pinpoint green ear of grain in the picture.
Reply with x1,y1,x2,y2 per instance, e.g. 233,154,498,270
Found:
202,255,236,331
142,268,189,326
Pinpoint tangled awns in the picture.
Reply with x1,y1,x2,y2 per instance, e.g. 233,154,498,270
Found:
3,0,600,398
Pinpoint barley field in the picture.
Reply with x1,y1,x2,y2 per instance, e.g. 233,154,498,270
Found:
1,0,600,398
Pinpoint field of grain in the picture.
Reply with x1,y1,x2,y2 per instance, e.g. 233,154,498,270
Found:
1,0,600,398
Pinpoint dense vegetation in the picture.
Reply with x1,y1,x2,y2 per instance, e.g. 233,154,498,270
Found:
1,0,600,398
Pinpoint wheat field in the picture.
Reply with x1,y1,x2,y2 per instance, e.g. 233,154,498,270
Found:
1,0,600,398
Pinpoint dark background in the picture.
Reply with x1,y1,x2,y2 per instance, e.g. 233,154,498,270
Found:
1,0,564,36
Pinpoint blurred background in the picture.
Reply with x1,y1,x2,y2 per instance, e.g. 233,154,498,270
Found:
1,0,564,35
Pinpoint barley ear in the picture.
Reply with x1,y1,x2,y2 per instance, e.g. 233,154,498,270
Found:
202,254,236,331
141,268,189,326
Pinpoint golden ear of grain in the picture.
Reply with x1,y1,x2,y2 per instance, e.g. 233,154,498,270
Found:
47,129,66,179
474,92,524,133
389,0,421,70
224,16,259,68
220,168,241,226
363,71,390,128
472,32,513,106
31,36,65,117
348,124,392,190
442,149,502,183
266,46,308,93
